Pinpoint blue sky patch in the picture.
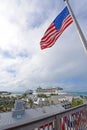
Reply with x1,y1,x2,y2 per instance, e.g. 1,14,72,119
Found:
0,50,15,59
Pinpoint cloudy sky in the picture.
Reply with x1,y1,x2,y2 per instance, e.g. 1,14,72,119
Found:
0,0,87,92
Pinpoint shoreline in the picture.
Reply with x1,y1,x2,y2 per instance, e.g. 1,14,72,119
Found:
67,91,87,96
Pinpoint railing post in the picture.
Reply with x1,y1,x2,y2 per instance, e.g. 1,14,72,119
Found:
55,115,62,130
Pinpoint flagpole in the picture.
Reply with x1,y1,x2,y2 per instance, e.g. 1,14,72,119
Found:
64,0,87,54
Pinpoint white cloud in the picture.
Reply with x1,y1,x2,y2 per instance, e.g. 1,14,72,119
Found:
0,0,87,92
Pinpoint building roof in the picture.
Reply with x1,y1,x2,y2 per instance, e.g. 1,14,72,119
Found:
0,104,65,130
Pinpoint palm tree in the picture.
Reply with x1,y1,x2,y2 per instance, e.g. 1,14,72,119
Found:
28,98,33,108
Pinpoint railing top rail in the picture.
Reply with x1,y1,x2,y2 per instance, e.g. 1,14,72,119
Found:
58,104,87,117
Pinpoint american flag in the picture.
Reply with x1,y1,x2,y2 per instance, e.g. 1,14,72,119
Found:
40,6,73,50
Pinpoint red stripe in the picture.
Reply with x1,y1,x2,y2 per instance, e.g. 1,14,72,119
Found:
39,126,44,128
49,122,53,125
45,124,49,127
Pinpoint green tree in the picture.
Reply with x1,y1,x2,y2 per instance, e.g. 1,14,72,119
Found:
37,94,48,98
71,99,83,107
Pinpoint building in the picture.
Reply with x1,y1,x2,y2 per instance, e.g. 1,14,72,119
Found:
36,87,63,95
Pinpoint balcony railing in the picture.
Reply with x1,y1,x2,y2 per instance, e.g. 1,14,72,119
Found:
1,104,87,130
